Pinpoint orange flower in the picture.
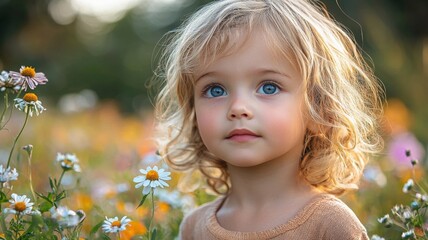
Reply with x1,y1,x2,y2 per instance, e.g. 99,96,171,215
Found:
414,227,424,237
155,201,171,222
74,193,93,212
120,221,147,239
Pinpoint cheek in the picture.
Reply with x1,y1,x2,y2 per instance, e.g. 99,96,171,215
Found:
195,107,219,145
262,105,307,140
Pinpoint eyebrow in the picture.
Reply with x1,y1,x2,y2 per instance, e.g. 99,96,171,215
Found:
196,68,291,82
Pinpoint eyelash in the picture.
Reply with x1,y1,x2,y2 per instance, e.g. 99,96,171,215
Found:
201,83,225,97
258,80,282,94
200,80,283,97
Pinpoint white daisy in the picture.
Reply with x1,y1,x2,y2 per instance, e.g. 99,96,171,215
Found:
56,153,81,172
133,166,171,195
0,165,19,183
102,216,131,233
50,206,80,228
14,93,46,116
9,66,48,91
0,70,21,92
3,193,35,215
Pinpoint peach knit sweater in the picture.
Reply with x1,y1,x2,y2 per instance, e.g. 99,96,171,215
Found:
179,194,369,240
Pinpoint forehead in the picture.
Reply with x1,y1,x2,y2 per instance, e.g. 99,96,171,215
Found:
194,26,298,79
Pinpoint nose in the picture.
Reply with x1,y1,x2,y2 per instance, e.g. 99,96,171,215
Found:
227,98,253,120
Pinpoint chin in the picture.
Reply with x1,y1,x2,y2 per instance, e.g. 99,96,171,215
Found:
227,160,266,168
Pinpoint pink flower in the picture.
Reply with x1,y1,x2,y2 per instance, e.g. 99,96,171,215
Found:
9,66,48,90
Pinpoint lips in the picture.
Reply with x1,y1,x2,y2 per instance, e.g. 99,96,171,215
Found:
226,129,260,142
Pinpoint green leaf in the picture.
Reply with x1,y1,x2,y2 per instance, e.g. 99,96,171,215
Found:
0,191,8,203
38,201,53,212
55,190,66,203
89,220,104,236
48,177,55,190
151,228,157,240
137,194,149,209
36,192,50,201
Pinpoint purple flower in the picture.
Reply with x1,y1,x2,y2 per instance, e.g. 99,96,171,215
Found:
9,66,48,90
387,132,425,168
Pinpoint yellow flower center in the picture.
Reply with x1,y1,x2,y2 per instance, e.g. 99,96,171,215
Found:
146,170,159,181
21,66,36,78
63,159,73,167
23,93,38,102
111,220,121,228
14,202,27,212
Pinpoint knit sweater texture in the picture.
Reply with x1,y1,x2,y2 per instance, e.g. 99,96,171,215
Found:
179,194,369,240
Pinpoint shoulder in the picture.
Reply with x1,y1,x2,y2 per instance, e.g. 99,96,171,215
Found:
309,194,369,240
180,198,218,226
179,197,224,239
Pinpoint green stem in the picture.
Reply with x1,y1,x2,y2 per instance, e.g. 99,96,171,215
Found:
27,147,37,205
0,92,8,130
0,212,12,239
148,189,155,240
6,110,29,169
57,170,66,191
391,218,409,231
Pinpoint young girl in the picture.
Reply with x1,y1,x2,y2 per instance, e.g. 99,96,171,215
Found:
154,0,383,239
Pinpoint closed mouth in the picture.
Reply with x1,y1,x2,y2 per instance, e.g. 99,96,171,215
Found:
226,129,260,139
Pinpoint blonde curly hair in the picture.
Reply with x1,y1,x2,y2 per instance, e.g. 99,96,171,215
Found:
154,0,384,196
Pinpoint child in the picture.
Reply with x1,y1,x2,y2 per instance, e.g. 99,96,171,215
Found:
154,0,383,239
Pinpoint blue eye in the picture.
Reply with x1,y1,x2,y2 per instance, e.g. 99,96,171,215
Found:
258,82,279,95
205,85,226,98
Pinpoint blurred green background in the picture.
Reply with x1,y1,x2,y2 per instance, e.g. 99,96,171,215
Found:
1,0,428,239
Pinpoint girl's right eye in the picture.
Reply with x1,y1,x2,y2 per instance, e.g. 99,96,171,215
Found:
203,85,227,98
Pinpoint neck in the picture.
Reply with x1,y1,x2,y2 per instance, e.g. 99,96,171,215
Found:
226,156,315,208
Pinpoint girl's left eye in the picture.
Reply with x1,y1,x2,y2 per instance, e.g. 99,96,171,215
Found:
257,82,280,95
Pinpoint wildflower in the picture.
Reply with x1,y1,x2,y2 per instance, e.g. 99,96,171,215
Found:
410,201,420,210
102,216,131,233
401,229,415,239
3,193,36,215
22,144,33,156
371,235,385,240
0,165,18,183
414,227,425,237
402,179,414,193
0,70,21,92
50,206,81,227
56,153,81,172
9,66,48,90
120,221,147,239
416,193,428,202
402,210,413,221
392,205,401,214
388,132,425,169
133,166,171,195
378,214,392,227
14,93,46,116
